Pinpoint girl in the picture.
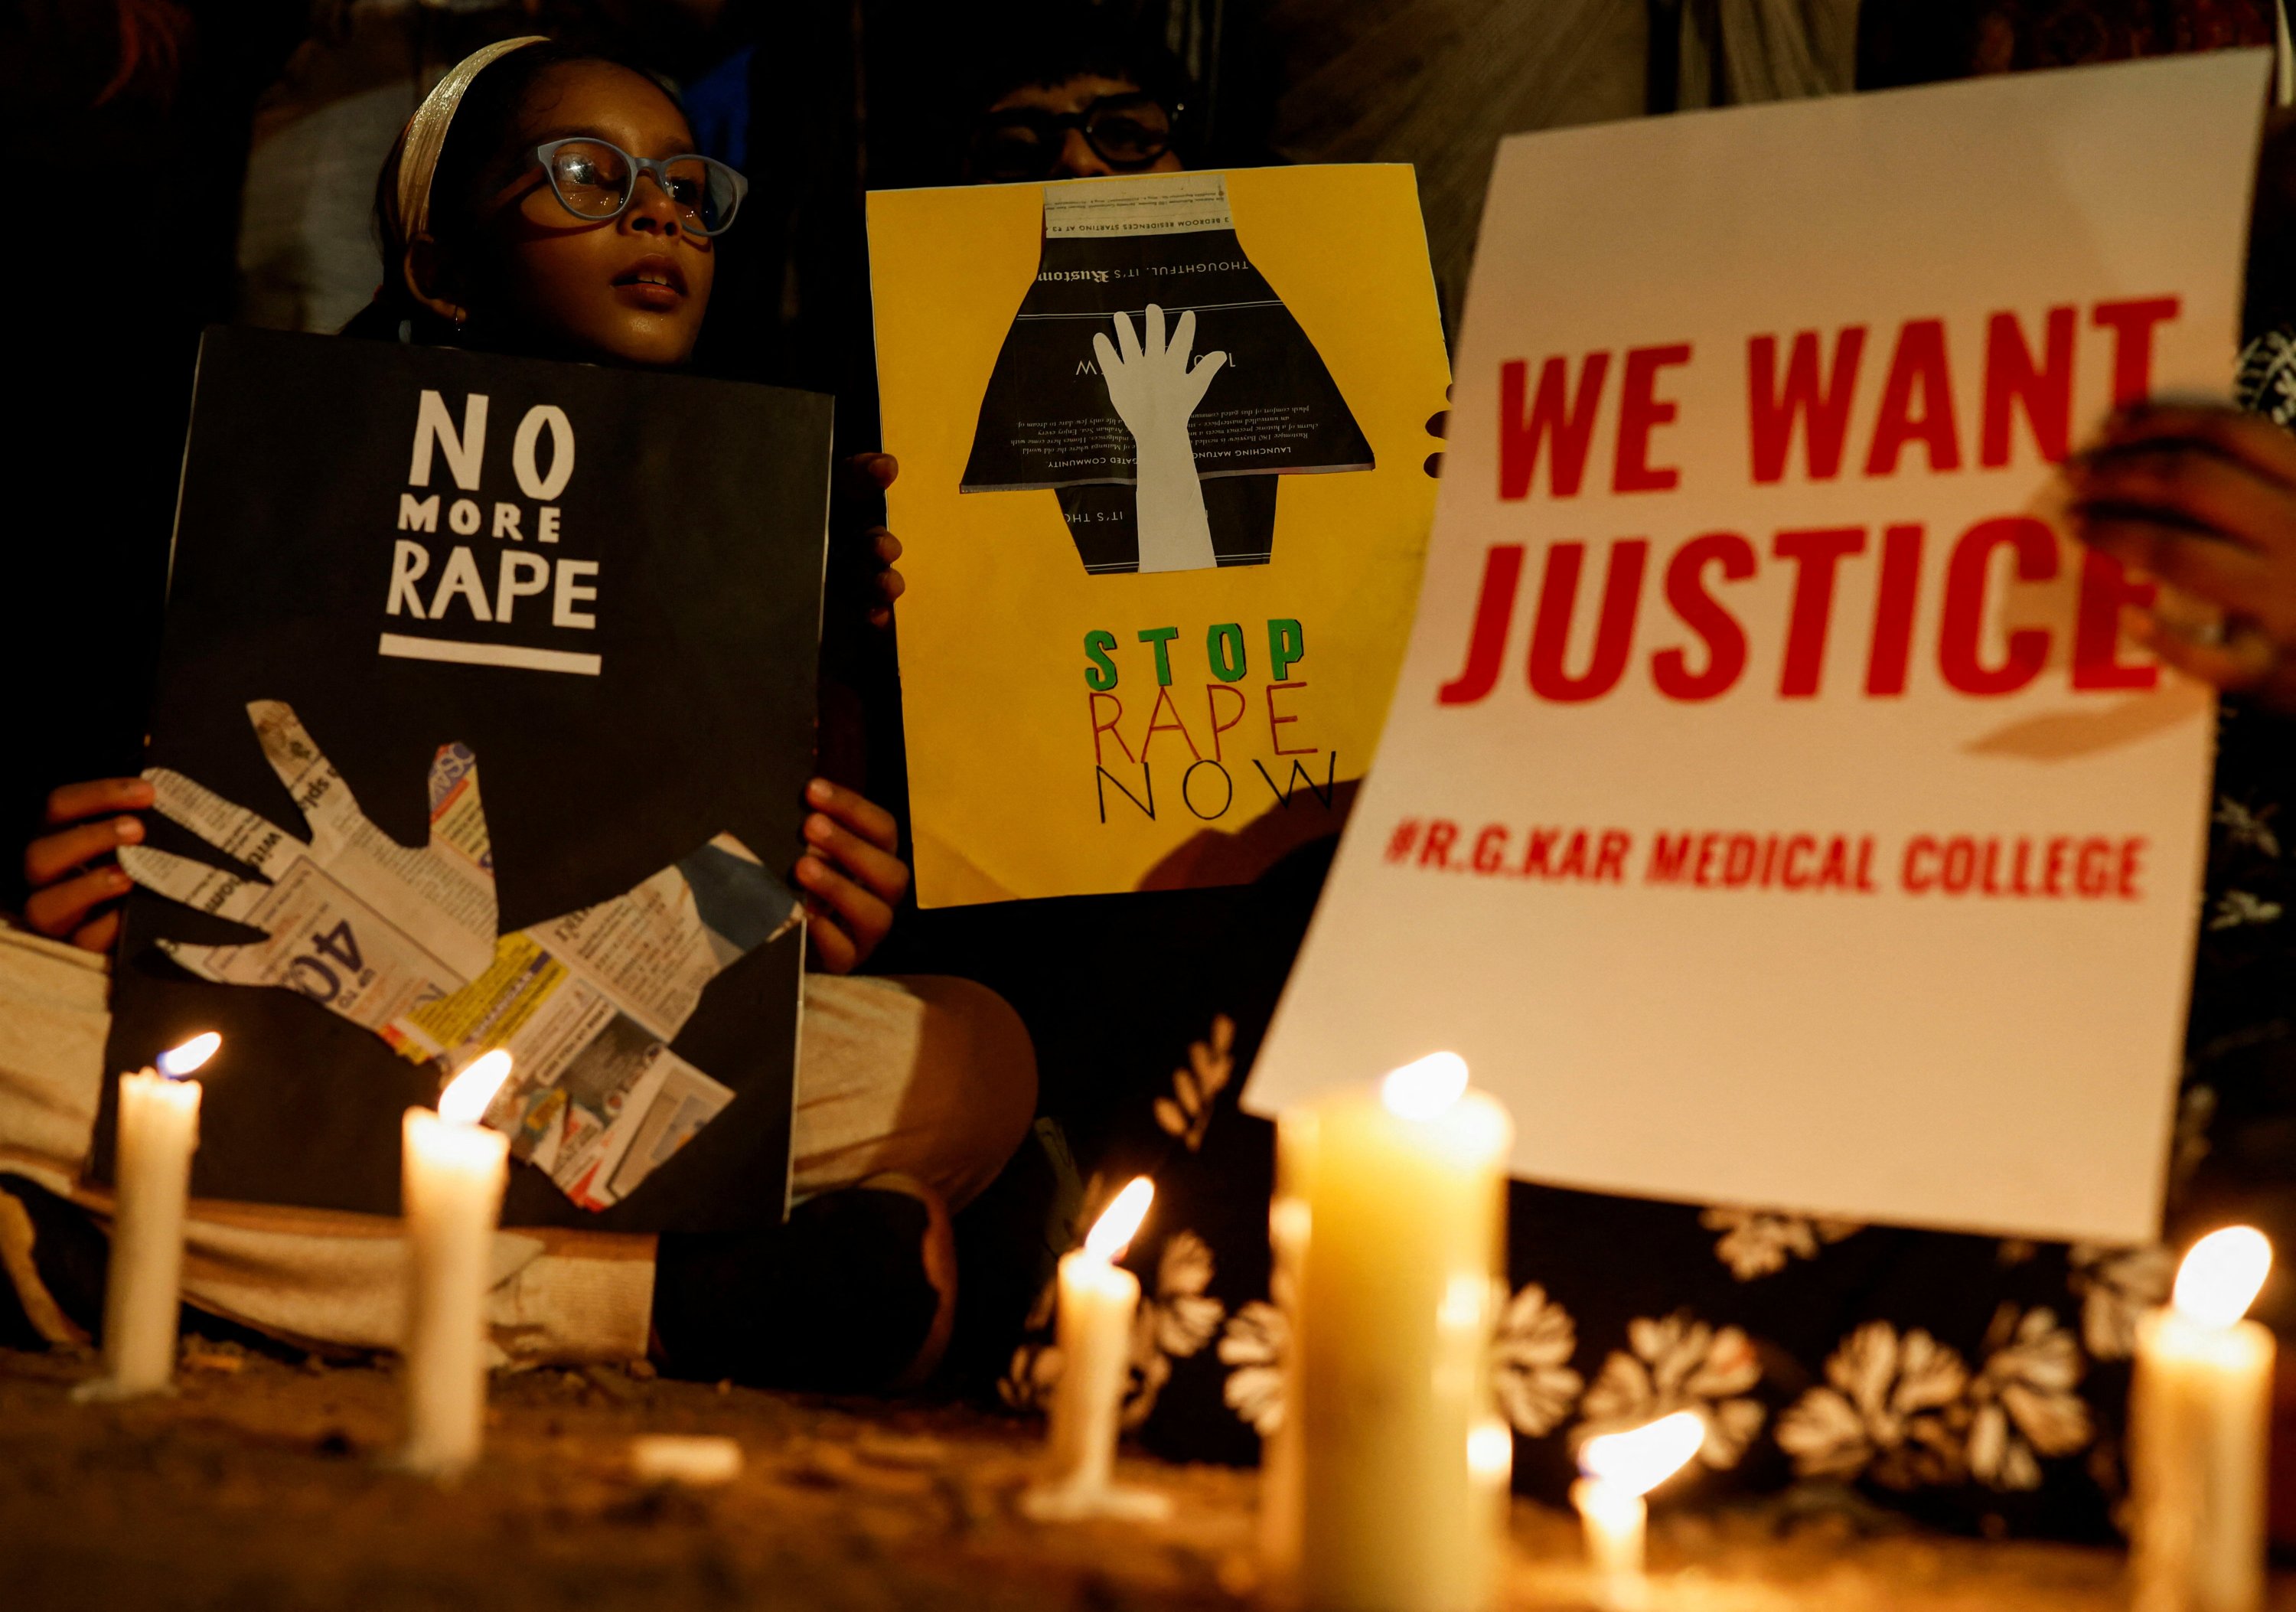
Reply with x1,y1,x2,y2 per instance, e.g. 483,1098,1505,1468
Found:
8,38,1029,1394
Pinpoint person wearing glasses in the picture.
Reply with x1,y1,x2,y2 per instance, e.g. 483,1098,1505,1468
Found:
5,40,1034,1398
964,46,1187,184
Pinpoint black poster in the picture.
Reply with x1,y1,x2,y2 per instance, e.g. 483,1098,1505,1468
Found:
100,328,830,1234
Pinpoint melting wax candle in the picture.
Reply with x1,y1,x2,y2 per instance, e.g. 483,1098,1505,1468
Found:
1022,1176,1171,1522
1571,1411,1704,1612
1270,1052,1514,1612
395,1049,513,1477
2131,1225,2275,1612
77,1033,218,1402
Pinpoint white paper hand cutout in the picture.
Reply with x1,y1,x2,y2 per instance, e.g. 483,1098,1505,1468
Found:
1092,302,1227,574
123,700,498,1026
122,701,803,1209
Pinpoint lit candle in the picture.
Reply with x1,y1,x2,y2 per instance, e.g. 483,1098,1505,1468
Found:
1257,1170,1312,1585
2130,1225,2275,1612
76,1033,218,1402
1571,1411,1705,1612
1021,1176,1172,1522
395,1049,513,1478
1274,1052,1514,1612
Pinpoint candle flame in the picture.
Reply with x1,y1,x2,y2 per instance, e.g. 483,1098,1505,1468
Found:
157,1032,220,1080
2173,1225,2272,1327
1381,1051,1469,1120
439,1049,513,1127
1468,1418,1515,1481
1579,1411,1704,1496
1084,1176,1155,1262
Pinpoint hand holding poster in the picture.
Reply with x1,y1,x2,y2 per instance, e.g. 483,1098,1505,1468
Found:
869,165,1449,904
106,329,829,1232
1247,54,2272,1245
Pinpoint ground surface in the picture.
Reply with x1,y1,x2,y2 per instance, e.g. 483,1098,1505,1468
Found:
3,1343,2292,1612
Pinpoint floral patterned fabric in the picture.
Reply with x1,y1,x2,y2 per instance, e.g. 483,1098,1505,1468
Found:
970,332,2296,1540
994,984,2186,1542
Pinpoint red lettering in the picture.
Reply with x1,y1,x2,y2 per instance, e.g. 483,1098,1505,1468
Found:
1437,544,1524,706
2092,297,2180,407
1205,684,1248,762
1419,820,1457,869
1942,837,1975,891
1472,824,1509,873
1816,836,1852,890
1614,344,1692,494
1089,692,1134,765
1266,681,1316,755
1694,833,1722,886
1748,327,1867,483
1140,686,1201,762
2072,550,2159,691
1939,516,2056,696
1781,834,1818,889
1774,526,1867,697
1864,318,1962,477
1652,532,1754,702
1900,834,2137,896
1903,835,1939,892
1865,523,1924,697
1528,540,1648,703
1554,831,1590,880
1499,354,1609,499
1647,834,1692,883
1522,827,1561,878
1981,305,2075,467
1594,830,1631,883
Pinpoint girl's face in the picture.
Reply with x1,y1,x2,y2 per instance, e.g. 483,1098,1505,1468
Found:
456,62,716,367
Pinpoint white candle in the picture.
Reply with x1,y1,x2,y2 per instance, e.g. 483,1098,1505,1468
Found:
1274,1052,1514,1612
1571,1411,1705,1612
1258,1180,1312,1584
1021,1176,1172,1522
2131,1225,2275,1612
395,1049,513,1478
77,1033,218,1402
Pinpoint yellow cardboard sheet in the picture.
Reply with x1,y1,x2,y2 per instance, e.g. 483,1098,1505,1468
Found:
869,164,1450,905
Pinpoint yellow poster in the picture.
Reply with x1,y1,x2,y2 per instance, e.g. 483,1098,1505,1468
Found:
869,165,1450,906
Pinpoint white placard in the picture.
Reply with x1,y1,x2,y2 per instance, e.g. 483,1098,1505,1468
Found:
1247,54,2272,1245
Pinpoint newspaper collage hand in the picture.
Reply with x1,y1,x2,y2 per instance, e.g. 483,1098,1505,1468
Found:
1092,303,1227,573
123,702,803,1209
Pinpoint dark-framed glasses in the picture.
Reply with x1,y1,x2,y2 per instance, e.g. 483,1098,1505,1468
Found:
967,93,1176,182
532,138,748,237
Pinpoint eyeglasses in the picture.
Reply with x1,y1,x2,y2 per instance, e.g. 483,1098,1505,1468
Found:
967,93,1176,182
530,138,748,237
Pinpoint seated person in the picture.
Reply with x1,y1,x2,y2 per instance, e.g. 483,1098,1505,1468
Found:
941,18,2296,1551
5,38,1035,1394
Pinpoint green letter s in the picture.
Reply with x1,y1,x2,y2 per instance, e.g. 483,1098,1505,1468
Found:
1084,629,1119,691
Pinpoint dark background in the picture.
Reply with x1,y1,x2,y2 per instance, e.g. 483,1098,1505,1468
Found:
2,0,2280,1183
